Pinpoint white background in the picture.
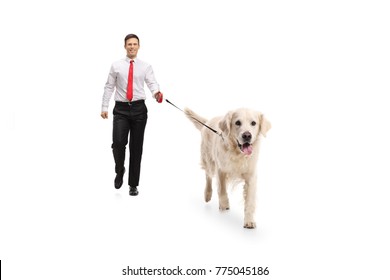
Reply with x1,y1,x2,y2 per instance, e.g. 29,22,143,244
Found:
1,0,389,279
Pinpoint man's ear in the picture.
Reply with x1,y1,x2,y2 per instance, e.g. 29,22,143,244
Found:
219,111,233,136
259,114,271,137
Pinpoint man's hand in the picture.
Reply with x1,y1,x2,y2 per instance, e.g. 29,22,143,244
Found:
101,111,108,119
154,92,163,103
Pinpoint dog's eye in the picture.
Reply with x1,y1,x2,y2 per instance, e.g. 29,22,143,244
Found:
251,121,256,126
235,120,241,126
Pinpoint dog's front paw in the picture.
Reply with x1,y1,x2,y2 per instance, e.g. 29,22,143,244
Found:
219,205,230,211
219,197,230,211
244,222,256,229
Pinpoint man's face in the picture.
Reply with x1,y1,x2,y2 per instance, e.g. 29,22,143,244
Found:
125,38,139,59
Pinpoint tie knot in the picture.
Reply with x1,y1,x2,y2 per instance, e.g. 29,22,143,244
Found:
130,60,134,64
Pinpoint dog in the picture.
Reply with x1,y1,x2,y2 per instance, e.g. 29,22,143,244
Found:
184,108,271,228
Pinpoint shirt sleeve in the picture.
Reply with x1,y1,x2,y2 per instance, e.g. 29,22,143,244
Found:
144,65,160,96
102,64,116,112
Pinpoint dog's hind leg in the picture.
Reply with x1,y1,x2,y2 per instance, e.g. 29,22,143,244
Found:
204,174,212,202
217,170,230,210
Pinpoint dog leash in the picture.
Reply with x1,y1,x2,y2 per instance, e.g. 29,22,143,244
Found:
165,99,224,140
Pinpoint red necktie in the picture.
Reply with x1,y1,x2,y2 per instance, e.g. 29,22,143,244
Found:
127,60,134,101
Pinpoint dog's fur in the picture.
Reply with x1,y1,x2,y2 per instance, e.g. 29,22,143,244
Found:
184,108,271,229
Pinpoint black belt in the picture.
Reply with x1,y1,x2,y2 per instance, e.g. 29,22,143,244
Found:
115,100,145,105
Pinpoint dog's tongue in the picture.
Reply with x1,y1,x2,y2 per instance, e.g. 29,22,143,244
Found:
242,144,253,155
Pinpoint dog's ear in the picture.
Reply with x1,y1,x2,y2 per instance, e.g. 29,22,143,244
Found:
219,111,233,136
259,114,271,137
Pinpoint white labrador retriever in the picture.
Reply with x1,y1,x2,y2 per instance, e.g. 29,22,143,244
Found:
184,108,271,228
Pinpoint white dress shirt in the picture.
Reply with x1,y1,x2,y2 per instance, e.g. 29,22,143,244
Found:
102,57,160,112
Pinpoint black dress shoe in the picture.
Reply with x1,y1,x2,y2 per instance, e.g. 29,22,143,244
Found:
129,186,139,196
114,168,125,189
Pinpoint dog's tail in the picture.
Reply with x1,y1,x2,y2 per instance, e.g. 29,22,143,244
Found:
184,108,208,131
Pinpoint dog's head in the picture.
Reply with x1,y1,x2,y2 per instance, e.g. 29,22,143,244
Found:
219,108,271,156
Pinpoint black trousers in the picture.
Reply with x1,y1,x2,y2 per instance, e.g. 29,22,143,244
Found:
112,100,148,187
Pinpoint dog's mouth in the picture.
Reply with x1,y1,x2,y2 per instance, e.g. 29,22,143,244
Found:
237,140,253,156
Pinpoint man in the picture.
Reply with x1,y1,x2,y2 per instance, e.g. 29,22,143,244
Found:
101,34,163,196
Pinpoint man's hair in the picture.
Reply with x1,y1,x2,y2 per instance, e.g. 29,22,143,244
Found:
124,34,140,45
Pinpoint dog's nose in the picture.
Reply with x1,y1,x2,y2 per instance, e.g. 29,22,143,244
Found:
242,131,252,142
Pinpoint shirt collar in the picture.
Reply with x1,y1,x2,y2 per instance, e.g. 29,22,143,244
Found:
125,56,137,63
